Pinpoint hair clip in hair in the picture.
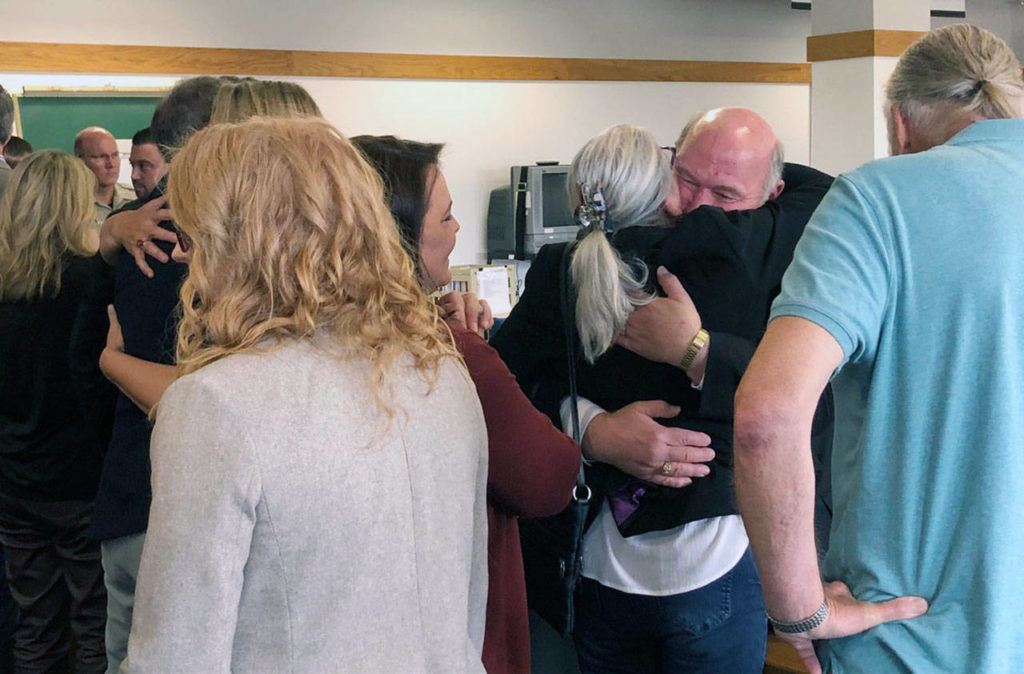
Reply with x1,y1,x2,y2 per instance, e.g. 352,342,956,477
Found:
575,181,611,233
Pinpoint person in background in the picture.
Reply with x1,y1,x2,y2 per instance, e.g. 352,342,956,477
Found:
0,81,15,672
127,128,167,200
123,117,489,672
734,24,1024,673
353,134,581,673
99,78,324,415
74,126,134,228
209,78,322,123
0,85,14,201
87,75,223,674
0,151,116,673
3,136,32,170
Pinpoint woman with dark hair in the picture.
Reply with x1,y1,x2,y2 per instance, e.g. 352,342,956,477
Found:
353,134,581,674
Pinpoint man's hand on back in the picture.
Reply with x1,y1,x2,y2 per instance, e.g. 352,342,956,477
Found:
583,400,714,488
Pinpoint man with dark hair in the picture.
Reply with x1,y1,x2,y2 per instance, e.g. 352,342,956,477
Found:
3,136,32,169
128,128,167,199
74,126,135,228
0,84,14,200
89,75,226,673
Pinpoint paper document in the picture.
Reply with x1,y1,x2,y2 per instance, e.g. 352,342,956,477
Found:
475,267,513,317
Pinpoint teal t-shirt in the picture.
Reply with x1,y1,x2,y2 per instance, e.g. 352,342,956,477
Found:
772,119,1024,673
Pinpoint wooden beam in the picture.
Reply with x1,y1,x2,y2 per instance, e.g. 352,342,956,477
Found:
0,41,810,84
807,30,926,62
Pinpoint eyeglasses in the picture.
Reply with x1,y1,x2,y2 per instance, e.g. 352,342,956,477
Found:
84,153,121,163
660,145,676,168
172,222,193,253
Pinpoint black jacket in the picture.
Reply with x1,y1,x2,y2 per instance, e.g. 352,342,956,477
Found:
490,163,834,536
0,254,115,501
88,183,188,541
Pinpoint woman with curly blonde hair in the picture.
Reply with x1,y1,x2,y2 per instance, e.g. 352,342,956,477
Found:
0,151,115,673
122,118,489,673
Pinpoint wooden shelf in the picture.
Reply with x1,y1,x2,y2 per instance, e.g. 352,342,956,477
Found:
0,41,810,84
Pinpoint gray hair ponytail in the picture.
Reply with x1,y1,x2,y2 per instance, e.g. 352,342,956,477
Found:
887,24,1024,141
567,125,672,362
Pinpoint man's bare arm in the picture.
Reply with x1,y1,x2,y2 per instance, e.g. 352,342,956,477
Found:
734,316,926,674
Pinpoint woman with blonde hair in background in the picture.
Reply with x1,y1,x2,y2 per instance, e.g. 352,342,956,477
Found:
121,118,489,672
209,78,322,123
0,151,116,673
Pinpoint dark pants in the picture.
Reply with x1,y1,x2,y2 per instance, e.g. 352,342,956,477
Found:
0,547,15,673
573,549,767,673
0,492,107,674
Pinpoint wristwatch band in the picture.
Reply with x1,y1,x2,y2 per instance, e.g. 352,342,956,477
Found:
679,328,709,371
768,601,829,634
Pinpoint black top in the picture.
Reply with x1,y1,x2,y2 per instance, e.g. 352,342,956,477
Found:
88,184,188,541
0,254,115,501
490,163,834,536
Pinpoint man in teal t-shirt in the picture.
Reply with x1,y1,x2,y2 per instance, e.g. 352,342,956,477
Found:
734,24,1024,673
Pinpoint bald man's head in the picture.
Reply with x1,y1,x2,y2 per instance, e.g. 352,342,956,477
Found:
74,126,121,189
667,107,784,215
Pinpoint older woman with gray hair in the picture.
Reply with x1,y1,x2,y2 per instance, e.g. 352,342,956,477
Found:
492,123,794,671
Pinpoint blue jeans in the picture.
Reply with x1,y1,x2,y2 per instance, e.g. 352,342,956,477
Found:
101,533,146,674
573,549,767,673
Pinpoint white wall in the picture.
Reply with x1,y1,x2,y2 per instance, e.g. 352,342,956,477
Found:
934,0,1024,60
1,0,813,263
0,0,811,61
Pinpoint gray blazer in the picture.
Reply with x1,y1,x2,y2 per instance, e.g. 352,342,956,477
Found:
123,340,488,673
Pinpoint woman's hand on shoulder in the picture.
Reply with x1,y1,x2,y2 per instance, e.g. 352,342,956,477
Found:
438,291,494,338
99,196,176,277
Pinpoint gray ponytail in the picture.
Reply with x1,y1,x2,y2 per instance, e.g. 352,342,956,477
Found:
887,24,1024,141
567,125,672,362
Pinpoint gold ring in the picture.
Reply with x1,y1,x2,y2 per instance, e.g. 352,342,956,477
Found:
661,461,673,476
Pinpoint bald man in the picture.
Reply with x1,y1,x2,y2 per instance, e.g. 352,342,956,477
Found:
74,127,135,228
668,107,785,215
536,108,835,671
576,107,831,493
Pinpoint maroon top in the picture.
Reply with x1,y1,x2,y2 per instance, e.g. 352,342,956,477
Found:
452,328,581,674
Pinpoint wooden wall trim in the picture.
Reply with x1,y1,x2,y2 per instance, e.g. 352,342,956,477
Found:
0,41,810,84
807,30,926,62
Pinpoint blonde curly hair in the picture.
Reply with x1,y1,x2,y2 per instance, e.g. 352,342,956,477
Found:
168,117,459,402
0,150,97,301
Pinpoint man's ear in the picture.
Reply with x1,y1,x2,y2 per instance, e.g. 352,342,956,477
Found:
890,106,912,156
768,179,785,201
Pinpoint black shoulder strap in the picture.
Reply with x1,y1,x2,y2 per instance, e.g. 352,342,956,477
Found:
558,243,590,501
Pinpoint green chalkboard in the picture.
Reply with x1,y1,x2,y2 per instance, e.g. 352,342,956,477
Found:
16,95,164,154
